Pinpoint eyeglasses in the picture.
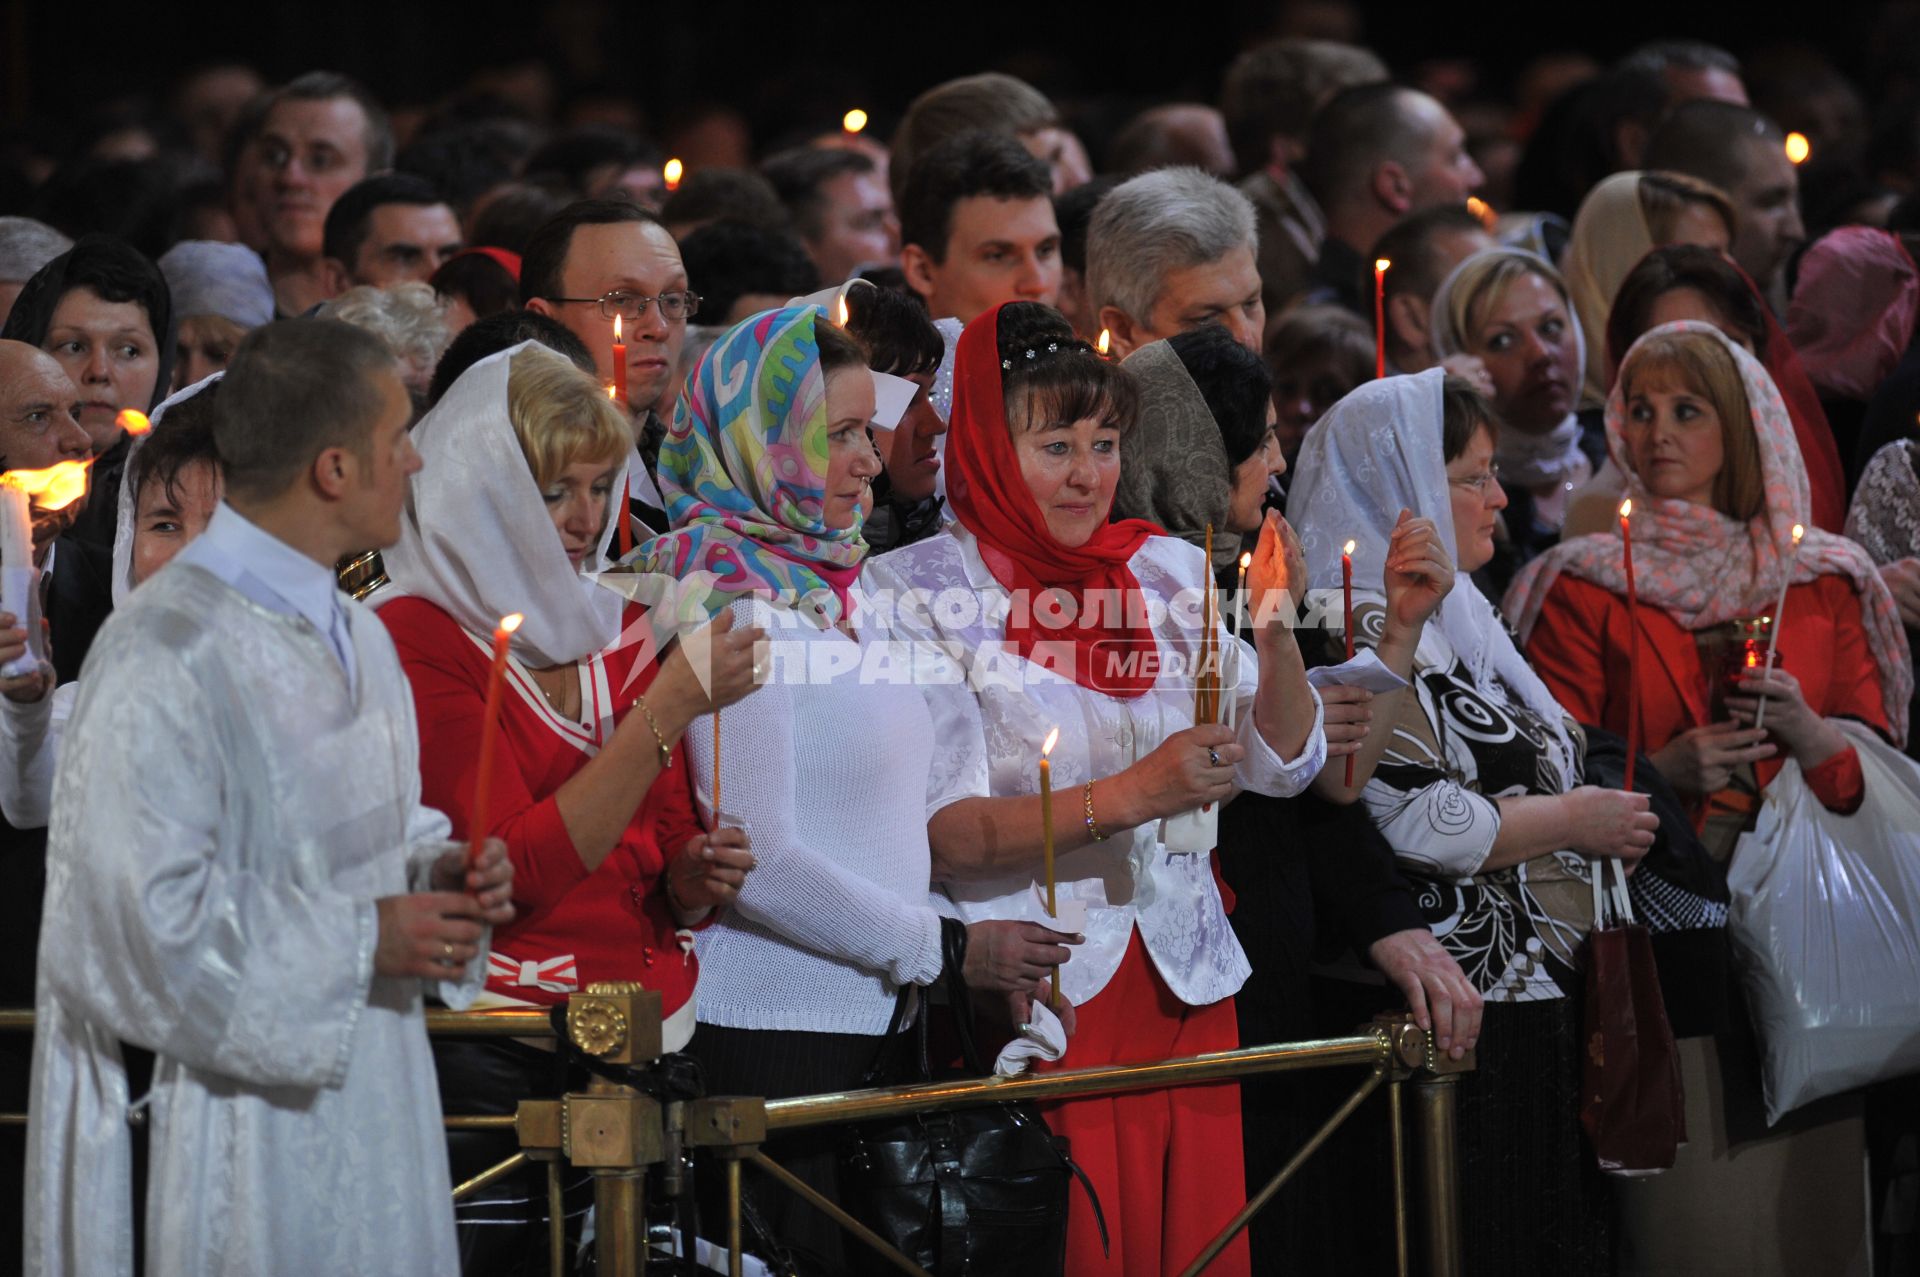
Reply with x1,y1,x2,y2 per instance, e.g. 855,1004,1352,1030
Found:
546,289,702,323
1447,465,1501,495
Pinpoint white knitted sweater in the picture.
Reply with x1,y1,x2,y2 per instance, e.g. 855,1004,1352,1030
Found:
686,595,946,1034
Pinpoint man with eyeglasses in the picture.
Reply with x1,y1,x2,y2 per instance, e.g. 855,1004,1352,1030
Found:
522,199,701,536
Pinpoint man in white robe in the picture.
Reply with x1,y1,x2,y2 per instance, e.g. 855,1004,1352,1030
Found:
25,318,515,1277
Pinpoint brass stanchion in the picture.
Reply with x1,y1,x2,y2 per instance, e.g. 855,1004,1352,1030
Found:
1176,1063,1388,1276
1390,1080,1409,1277
1414,1071,1467,1277
559,982,665,1276
547,1161,567,1277
453,1151,530,1202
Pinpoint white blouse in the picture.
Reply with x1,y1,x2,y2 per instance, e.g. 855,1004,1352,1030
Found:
862,527,1327,1008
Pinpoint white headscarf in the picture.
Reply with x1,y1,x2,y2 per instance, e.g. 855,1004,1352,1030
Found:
1286,367,1580,790
112,371,224,607
1430,247,1590,492
380,341,628,667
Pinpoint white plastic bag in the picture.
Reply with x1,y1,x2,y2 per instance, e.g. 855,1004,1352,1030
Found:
1728,720,1920,1125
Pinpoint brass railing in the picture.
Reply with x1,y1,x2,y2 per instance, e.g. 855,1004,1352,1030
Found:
1,997,1470,1276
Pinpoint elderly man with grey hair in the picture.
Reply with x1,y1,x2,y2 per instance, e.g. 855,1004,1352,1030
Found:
0,219,73,328
1087,166,1265,359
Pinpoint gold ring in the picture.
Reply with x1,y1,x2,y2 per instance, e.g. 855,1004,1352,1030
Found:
443,942,455,963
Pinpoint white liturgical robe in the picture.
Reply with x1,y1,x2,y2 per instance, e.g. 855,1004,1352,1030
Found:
25,556,486,1277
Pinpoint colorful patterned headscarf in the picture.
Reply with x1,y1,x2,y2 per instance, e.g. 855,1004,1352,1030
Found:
634,306,866,624
1504,320,1912,744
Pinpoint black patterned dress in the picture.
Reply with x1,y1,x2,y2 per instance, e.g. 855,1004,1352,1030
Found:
1352,595,1614,1275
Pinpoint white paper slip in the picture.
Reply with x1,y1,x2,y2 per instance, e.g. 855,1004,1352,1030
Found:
1028,881,1088,934
1306,647,1409,694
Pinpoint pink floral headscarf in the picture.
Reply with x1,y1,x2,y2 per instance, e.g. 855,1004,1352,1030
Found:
1786,227,1920,403
1504,320,1912,744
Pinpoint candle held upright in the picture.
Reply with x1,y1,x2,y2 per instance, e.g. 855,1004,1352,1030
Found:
1040,726,1060,1007
1754,523,1806,732
469,613,525,865
1372,259,1391,380
1343,538,1357,786
1620,501,1640,791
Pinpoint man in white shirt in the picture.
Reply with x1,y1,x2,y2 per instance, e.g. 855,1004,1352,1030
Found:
27,319,514,1276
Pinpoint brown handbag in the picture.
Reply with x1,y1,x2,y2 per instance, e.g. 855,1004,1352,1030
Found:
1580,857,1687,1176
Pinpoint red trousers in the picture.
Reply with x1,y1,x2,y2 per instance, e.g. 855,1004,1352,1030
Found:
1035,929,1251,1277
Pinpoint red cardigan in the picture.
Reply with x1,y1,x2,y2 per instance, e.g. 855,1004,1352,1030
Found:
1523,573,1887,819
380,595,706,1017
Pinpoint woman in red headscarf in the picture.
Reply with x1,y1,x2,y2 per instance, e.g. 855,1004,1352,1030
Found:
863,302,1337,1277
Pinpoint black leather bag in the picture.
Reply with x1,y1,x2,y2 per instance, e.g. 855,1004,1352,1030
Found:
836,919,1099,1277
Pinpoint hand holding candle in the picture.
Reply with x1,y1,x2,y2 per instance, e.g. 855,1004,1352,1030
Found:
469,613,524,865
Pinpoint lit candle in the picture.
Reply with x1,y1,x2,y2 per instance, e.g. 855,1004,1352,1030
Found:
712,710,723,823
663,158,684,192
0,482,30,679
835,288,850,327
1096,329,1111,359
1228,551,1250,731
1753,523,1806,733
611,314,628,407
0,461,91,677
1466,197,1498,231
116,408,152,438
842,108,869,135
1039,725,1060,1007
1373,259,1391,380
469,613,525,865
1785,132,1811,165
1620,501,1640,791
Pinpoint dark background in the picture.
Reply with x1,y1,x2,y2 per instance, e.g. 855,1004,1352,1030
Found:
3,0,1897,144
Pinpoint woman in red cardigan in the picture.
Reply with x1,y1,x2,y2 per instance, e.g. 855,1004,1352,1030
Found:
375,341,763,1275
1504,321,1913,1277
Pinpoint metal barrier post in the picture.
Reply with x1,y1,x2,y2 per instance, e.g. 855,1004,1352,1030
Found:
1413,1066,1469,1277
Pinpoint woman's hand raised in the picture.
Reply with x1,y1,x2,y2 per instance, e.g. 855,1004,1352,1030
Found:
1382,509,1453,637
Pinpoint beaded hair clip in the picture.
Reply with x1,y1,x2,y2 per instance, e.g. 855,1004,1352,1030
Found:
1000,340,1068,371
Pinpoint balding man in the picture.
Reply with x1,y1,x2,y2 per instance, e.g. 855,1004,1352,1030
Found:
1299,84,1484,314
1107,105,1236,177
1646,100,1805,296
0,339,110,1266
1087,167,1264,359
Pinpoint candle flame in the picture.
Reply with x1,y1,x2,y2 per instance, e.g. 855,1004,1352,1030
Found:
116,408,152,437
0,460,92,512
1240,551,1252,569
836,290,850,326
842,108,869,134
1620,498,1632,518
607,384,618,399
1342,539,1356,556
1785,132,1811,165
1096,328,1111,356
1466,196,1498,230
500,613,525,634
614,314,622,342
1374,258,1391,275
663,158,684,190
1042,726,1060,758
1747,648,1761,668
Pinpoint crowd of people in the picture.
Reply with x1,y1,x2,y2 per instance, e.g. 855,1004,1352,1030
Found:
2,19,1920,1277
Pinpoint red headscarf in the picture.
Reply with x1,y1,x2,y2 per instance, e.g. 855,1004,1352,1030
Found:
945,304,1161,699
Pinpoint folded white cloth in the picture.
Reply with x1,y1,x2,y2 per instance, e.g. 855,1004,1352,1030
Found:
994,999,1068,1077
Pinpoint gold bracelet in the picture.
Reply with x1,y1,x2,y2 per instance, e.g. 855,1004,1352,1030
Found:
1084,780,1108,842
632,693,673,769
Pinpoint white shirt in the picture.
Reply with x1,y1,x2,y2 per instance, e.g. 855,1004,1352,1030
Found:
177,502,357,690
862,528,1327,1008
